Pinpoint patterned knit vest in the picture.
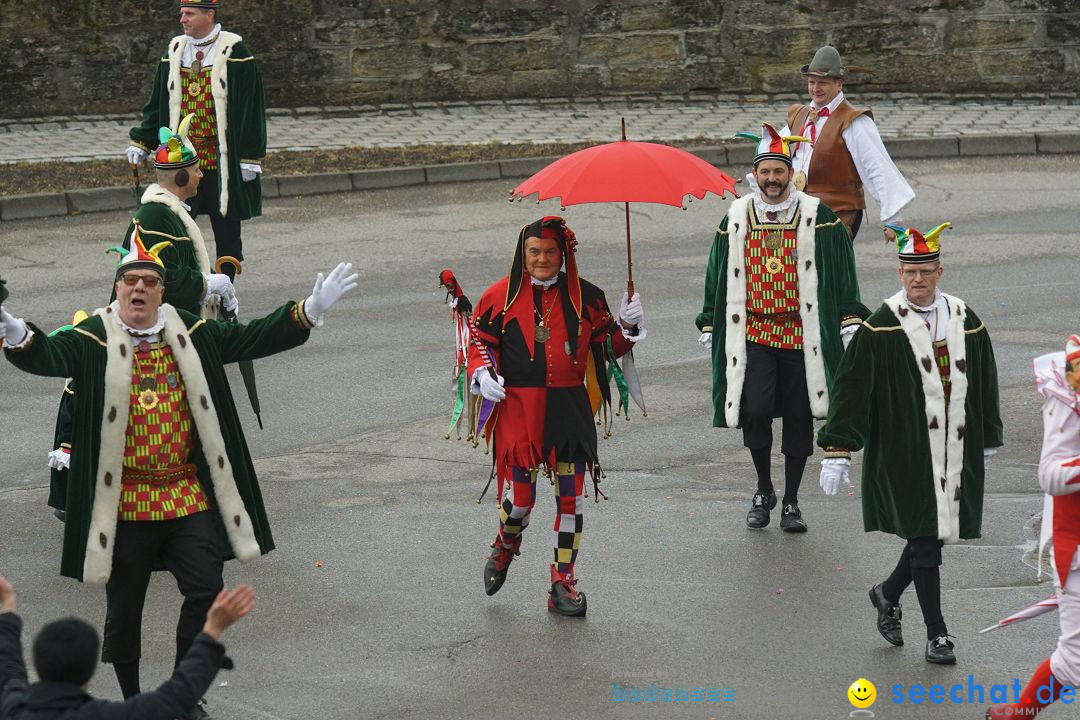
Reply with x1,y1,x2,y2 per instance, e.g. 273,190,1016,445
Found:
744,207,803,350
119,342,209,521
181,67,219,170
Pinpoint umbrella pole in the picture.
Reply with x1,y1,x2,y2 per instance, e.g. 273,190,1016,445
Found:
624,201,634,296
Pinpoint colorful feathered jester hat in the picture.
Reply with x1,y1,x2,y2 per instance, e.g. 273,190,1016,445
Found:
886,222,951,264
736,122,812,167
108,225,172,282
154,113,199,170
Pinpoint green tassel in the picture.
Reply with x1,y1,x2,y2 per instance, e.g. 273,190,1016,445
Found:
445,368,467,439
605,338,630,418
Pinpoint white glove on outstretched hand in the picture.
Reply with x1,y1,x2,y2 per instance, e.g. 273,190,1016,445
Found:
819,457,851,496
304,262,359,327
618,292,647,341
125,146,148,166
472,367,506,402
0,307,28,347
698,331,712,351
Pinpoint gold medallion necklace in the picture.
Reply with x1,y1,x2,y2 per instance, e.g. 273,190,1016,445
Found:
534,289,558,343
133,341,160,411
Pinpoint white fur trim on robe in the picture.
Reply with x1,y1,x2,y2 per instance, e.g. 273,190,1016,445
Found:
140,184,215,319
884,290,969,544
167,31,242,216
722,191,827,426
82,303,261,584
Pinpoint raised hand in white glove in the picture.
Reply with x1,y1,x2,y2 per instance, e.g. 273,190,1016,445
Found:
819,457,851,496
47,448,71,471
472,367,506,402
0,307,28,347
983,448,997,469
125,146,148,166
240,163,261,182
304,262,359,327
698,331,712,351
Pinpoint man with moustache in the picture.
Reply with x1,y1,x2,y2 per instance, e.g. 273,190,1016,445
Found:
471,216,646,616
776,45,914,241
818,223,1002,665
1,237,356,718
696,122,867,533
126,0,266,281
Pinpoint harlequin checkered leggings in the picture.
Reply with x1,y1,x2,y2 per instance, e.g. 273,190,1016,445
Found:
497,462,585,574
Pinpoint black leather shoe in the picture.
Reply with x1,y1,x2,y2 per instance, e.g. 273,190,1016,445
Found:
746,491,777,529
780,503,807,533
483,535,521,596
868,583,904,646
925,634,956,664
178,698,211,720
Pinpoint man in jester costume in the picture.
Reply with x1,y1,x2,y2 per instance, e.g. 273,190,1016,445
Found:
469,216,646,616
986,336,1080,718
48,115,238,521
126,0,266,282
0,233,356,717
696,121,867,533
817,222,1002,665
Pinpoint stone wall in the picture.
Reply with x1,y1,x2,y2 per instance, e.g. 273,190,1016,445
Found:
3,0,1078,119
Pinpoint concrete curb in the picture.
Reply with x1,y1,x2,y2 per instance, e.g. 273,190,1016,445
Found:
2,132,1078,221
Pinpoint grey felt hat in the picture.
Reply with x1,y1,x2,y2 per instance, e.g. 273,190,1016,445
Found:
800,45,845,78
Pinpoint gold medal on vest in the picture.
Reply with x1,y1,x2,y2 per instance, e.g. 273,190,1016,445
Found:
764,232,783,252
765,257,783,275
138,389,160,411
187,80,202,97
535,324,551,343
793,170,807,191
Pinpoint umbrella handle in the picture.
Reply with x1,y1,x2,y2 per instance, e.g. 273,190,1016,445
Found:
215,256,243,276
624,202,634,297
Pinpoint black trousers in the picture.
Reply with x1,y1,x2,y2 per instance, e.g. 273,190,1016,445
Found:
189,169,243,279
739,341,814,457
102,511,224,664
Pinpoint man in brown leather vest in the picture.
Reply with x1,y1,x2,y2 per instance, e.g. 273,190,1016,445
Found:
781,46,914,242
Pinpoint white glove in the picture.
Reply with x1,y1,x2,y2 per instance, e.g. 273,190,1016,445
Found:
0,307,28,347
698,331,712,351
983,448,997,469
47,448,71,471
819,457,851,496
125,145,148,165
619,292,644,326
220,288,239,314
472,367,506,402
204,273,235,297
304,262,359,327
240,163,261,182
841,323,859,350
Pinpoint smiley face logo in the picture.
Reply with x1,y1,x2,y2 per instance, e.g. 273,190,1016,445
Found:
848,678,876,709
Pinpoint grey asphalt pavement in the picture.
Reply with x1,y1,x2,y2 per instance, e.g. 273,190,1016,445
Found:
1,154,1078,719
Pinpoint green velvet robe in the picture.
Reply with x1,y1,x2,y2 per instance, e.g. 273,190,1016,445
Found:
816,291,1003,542
120,186,214,317
130,31,266,222
6,302,310,582
695,192,867,428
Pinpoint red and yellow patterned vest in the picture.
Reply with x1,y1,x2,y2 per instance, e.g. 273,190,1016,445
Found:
744,208,803,350
119,342,209,521
180,66,219,170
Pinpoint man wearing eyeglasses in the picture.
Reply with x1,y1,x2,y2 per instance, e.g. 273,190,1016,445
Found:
0,237,356,719
46,115,236,527
817,223,1002,666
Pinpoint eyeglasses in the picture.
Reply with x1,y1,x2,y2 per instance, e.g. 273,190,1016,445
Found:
120,274,162,288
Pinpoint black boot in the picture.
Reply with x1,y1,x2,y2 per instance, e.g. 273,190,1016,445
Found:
547,564,587,617
869,583,904,646
483,534,521,596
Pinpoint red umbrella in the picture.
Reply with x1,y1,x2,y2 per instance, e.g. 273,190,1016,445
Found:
509,119,739,294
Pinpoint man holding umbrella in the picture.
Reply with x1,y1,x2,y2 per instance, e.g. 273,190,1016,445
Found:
471,216,645,616
696,122,867,533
